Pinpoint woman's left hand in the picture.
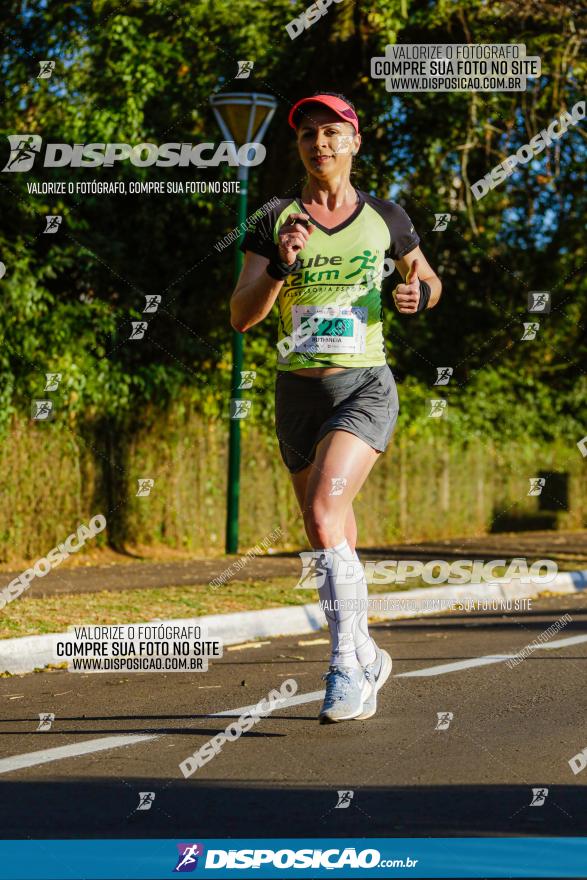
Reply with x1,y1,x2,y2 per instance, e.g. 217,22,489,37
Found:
393,259,421,314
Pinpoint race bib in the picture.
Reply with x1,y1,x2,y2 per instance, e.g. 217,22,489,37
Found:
291,305,367,354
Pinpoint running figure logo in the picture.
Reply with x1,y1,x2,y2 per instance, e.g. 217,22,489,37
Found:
230,399,252,419
335,790,354,809
37,713,55,731
345,250,378,280
528,291,551,313
428,399,447,418
521,322,539,340
37,60,55,79
174,843,204,872
143,295,161,313
433,213,451,231
236,60,254,79
136,478,155,497
528,477,546,496
238,371,256,390
433,367,453,386
44,373,62,391
31,399,54,420
333,134,354,155
2,134,42,172
530,787,548,807
435,711,453,730
136,792,155,811
129,321,148,340
295,551,327,589
329,476,347,496
43,215,62,234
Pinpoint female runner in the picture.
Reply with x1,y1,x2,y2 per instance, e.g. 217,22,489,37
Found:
232,92,442,722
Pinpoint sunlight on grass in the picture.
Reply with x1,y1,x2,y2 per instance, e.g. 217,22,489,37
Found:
0,578,413,639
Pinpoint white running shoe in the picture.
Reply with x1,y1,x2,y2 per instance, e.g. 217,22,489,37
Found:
355,647,392,720
318,665,372,724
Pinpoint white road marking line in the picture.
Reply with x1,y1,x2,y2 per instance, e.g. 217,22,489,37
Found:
2,633,585,773
0,734,160,776
395,633,587,677
396,655,514,677
0,691,326,776
210,690,325,717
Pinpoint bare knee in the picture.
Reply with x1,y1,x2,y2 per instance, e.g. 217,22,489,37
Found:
303,503,345,549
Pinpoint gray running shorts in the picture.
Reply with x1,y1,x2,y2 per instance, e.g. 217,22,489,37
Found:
275,364,400,474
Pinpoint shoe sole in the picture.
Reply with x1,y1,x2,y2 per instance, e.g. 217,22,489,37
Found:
318,677,372,724
354,650,393,720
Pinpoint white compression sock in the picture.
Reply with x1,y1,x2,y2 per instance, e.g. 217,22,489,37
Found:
316,539,364,669
352,547,377,667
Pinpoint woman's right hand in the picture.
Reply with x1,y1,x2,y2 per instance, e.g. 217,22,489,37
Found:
277,213,314,264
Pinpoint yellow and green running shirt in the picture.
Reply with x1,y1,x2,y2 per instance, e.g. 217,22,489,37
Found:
239,189,420,371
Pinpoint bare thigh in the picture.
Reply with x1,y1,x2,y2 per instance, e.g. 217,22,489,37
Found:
290,430,379,550
291,465,358,551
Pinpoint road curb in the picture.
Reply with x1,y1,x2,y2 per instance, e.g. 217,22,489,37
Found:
1,569,586,675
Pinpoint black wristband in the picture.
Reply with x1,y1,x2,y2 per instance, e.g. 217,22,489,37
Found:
266,257,302,280
416,279,431,312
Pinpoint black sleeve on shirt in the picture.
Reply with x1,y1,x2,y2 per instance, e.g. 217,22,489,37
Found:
238,198,292,261
361,191,421,260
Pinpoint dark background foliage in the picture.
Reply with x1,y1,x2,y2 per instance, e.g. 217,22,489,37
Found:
0,0,584,442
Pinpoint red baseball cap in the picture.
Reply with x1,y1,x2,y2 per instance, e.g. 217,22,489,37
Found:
288,94,360,134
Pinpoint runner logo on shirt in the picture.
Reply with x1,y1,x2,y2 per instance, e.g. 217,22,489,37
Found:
284,249,381,290
344,250,378,279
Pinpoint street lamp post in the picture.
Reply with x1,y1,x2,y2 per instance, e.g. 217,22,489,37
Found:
209,92,277,554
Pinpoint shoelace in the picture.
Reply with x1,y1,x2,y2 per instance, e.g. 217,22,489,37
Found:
363,662,376,683
322,666,353,702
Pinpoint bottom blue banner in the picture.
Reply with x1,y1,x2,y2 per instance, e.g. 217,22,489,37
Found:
0,837,585,878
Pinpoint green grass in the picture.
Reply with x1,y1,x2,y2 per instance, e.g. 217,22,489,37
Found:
1,563,564,641
0,577,419,640
3,409,584,564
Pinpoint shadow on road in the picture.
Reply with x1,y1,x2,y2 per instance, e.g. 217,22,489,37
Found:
0,779,585,837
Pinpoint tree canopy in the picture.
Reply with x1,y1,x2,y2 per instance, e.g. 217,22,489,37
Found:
0,0,584,442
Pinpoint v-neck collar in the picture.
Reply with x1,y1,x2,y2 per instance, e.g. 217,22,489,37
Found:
295,189,365,236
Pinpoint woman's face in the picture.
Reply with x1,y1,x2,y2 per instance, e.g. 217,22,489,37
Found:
295,106,361,180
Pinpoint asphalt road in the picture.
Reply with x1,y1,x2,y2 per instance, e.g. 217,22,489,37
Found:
3,530,587,598
1,594,586,840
